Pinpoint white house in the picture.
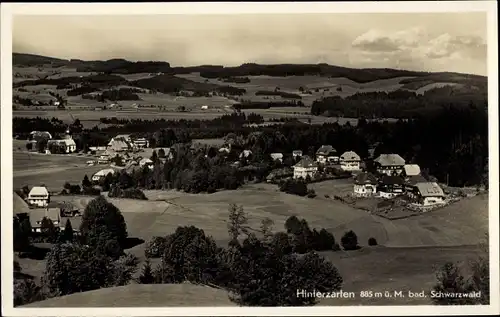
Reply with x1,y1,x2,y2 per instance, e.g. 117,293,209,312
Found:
201,105,209,110
414,182,446,206
374,154,406,176
340,151,361,171
316,145,338,164
292,150,303,158
92,168,116,182
353,172,377,196
293,156,318,180
27,186,50,208
270,153,283,163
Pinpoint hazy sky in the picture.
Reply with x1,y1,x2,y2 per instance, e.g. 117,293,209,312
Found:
13,13,488,75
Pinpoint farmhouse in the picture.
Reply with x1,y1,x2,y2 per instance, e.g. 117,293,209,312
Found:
414,182,446,206
374,154,405,176
316,145,338,164
404,175,428,192
270,153,284,162
293,156,318,180
92,168,116,182
340,151,361,171
47,133,77,154
219,146,231,154
378,175,405,198
29,208,61,233
403,164,421,177
27,186,50,208
108,135,135,152
201,105,209,110
292,150,303,158
353,172,377,196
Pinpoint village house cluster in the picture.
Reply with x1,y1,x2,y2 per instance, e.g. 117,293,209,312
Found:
290,147,446,207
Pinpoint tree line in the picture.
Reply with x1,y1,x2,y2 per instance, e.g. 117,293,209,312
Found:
311,86,487,119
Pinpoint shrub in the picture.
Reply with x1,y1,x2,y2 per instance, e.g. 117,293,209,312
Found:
341,230,359,251
307,189,317,198
138,259,155,284
368,237,378,246
144,236,169,258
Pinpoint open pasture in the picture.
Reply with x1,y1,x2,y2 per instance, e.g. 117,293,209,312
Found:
318,244,483,305
51,184,488,250
14,184,488,304
24,283,236,307
13,152,102,192
176,73,417,106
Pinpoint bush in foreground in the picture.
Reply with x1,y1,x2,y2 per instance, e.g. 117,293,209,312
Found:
368,237,378,246
341,230,360,251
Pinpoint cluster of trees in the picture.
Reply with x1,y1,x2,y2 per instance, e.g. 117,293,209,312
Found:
220,76,251,84
431,237,489,305
75,59,172,74
311,87,487,118
13,74,127,89
196,63,430,83
137,205,345,306
15,101,488,187
279,179,316,198
232,100,305,110
255,90,302,99
108,186,148,200
14,195,141,305
83,88,142,101
67,85,99,96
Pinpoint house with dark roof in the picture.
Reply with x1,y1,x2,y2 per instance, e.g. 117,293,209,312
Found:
378,175,405,198
374,154,406,176
340,151,361,171
353,172,378,196
316,145,338,164
404,175,428,192
29,208,61,233
293,156,318,180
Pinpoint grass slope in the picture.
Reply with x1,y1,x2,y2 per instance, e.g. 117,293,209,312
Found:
23,283,235,307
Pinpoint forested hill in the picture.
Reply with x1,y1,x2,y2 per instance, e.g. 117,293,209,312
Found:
12,52,487,84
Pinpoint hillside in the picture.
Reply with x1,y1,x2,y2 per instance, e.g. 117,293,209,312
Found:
22,283,236,307
13,52,487,86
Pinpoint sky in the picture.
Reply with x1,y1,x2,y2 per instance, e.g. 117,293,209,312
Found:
13,13,488,75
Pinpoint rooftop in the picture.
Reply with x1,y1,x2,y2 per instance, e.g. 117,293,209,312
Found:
354,172,377,185
340,151,361,161
374,154,406,166
28,186,49,197
294,156,318,168
380,175,405,185
316,145,336,155
416,182,445,197
404,164,421,176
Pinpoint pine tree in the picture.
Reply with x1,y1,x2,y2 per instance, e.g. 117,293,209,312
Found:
63,219,74,242
82,174,92,188
138,260,155,284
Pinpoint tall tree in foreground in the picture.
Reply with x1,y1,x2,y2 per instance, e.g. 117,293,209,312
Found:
227,204,249,245
80,195,128,256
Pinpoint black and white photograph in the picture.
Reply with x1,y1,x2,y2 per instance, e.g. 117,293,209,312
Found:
1,2,498,316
